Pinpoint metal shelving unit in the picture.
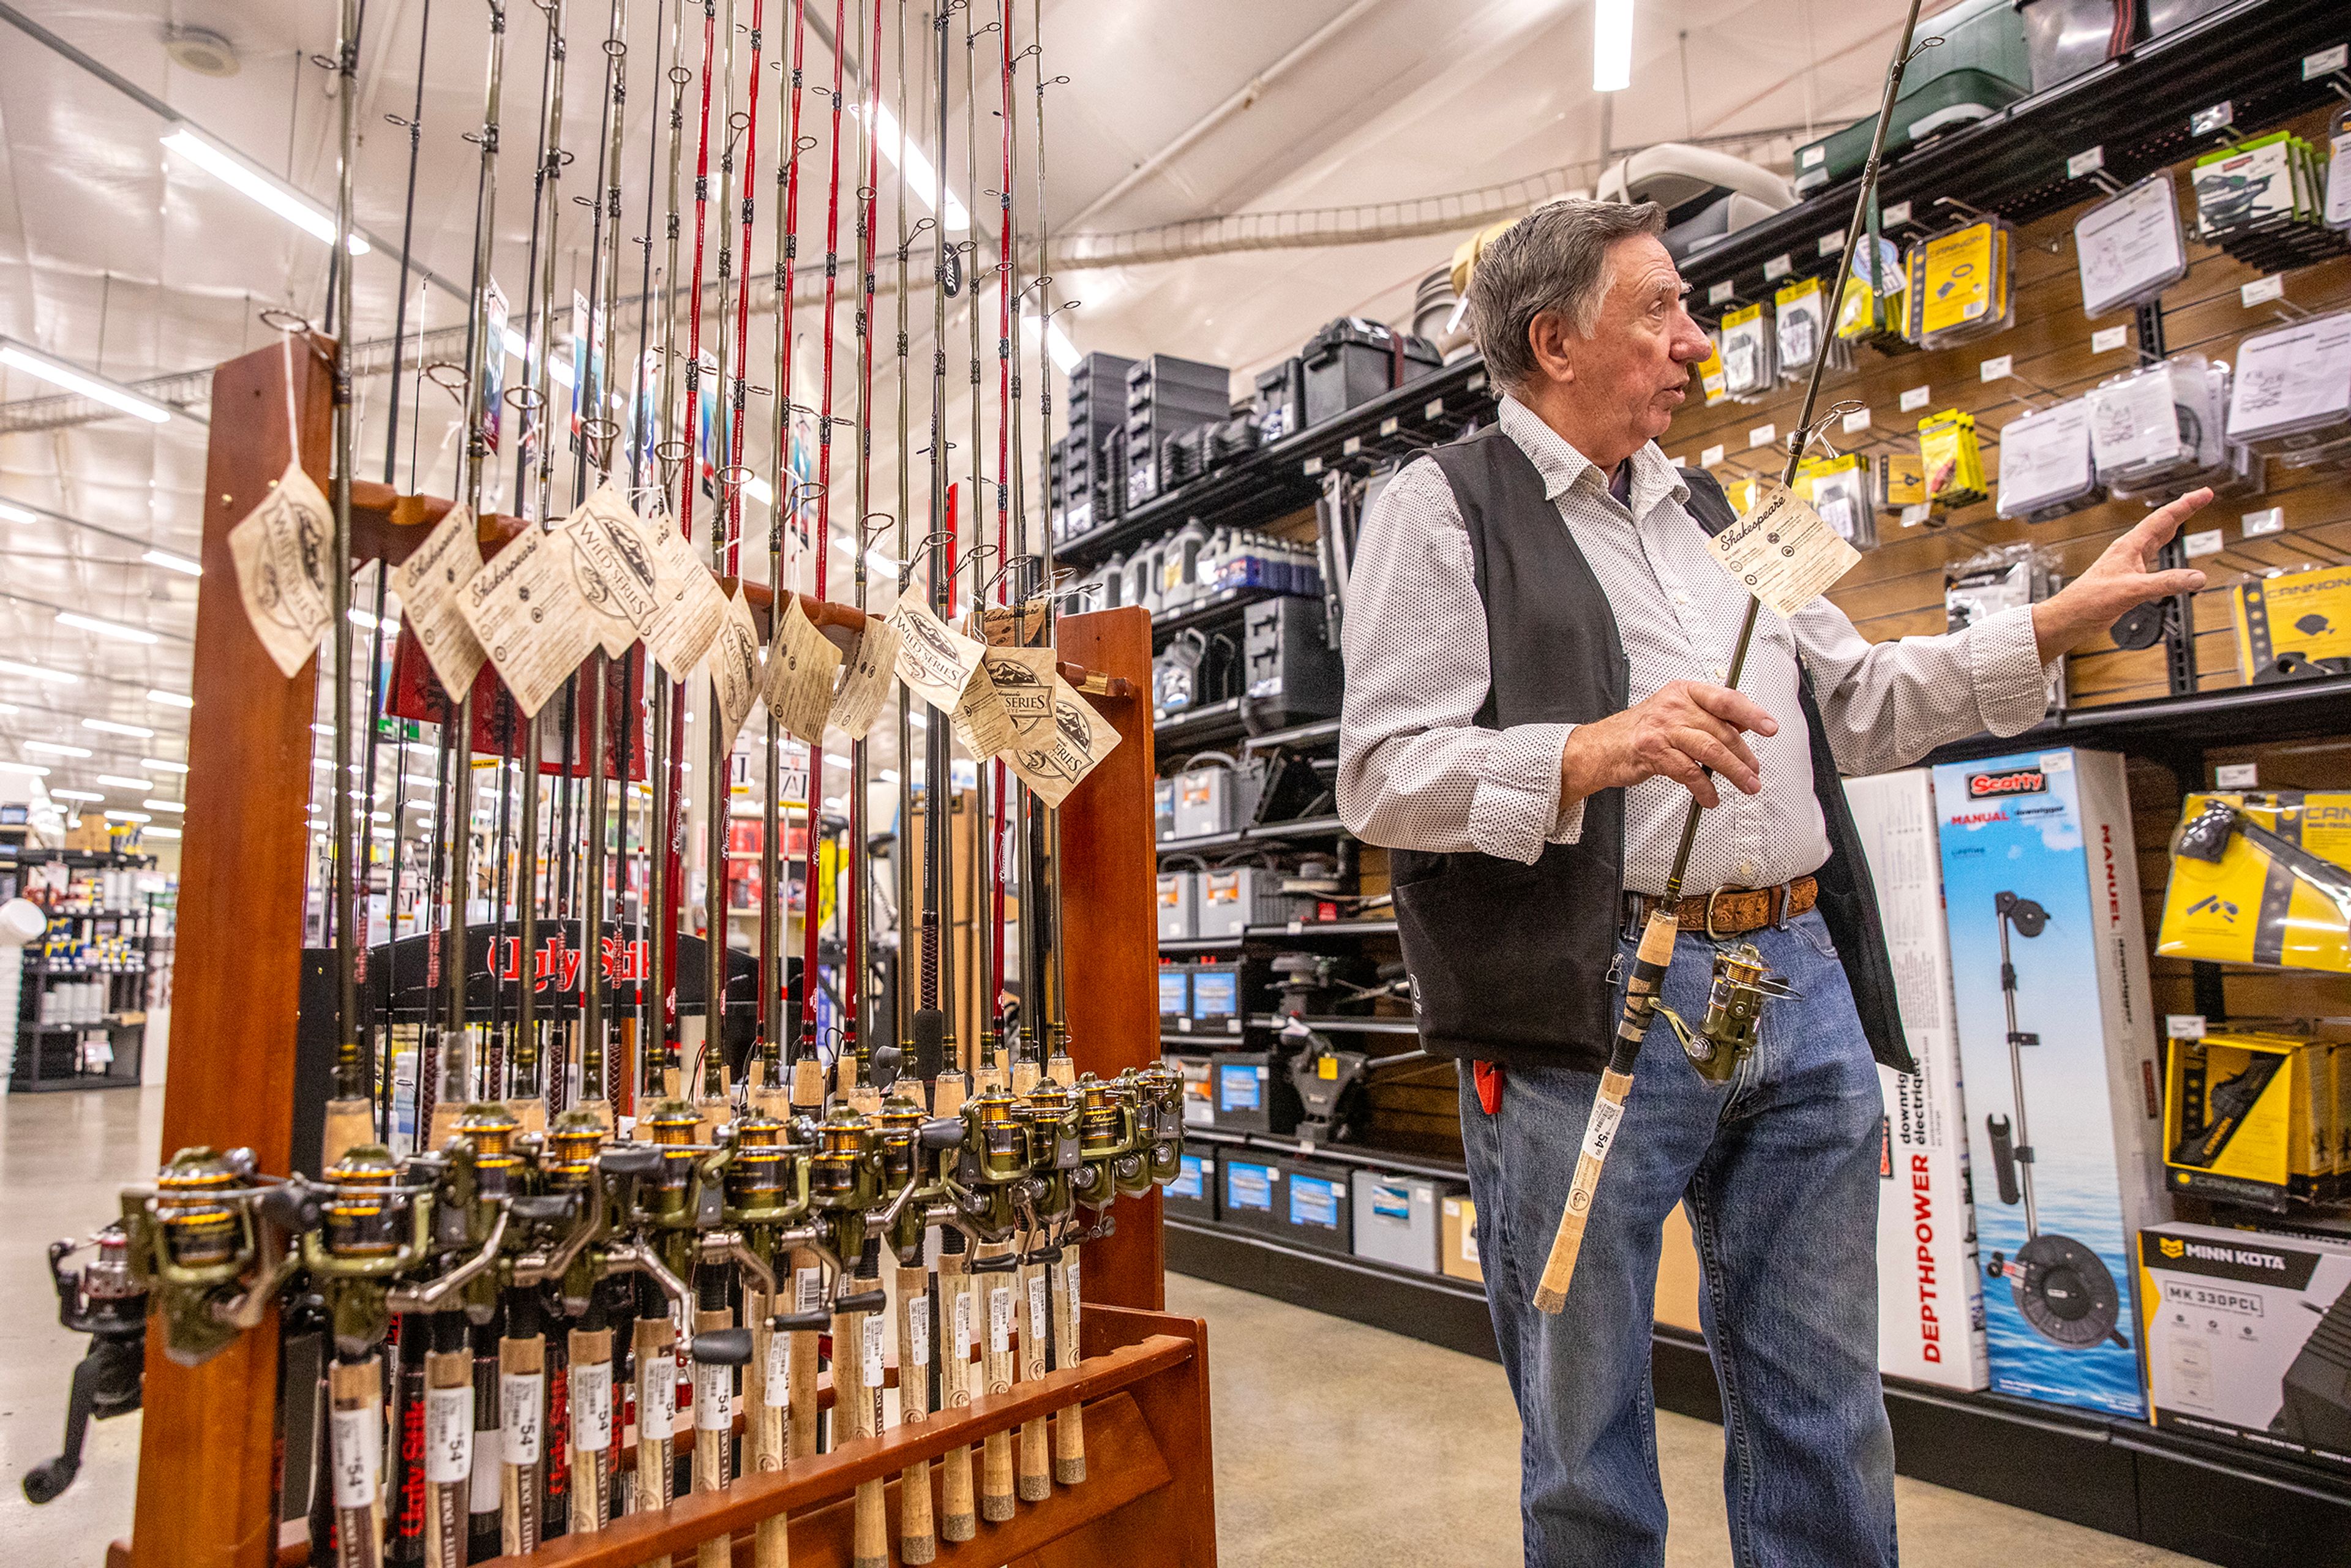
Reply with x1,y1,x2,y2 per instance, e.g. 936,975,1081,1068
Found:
3,849,158,1093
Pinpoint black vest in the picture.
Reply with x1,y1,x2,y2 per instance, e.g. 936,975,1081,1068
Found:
1387,424,1914,1077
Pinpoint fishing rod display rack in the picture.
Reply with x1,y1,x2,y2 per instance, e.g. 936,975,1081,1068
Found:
113,338,1213,1568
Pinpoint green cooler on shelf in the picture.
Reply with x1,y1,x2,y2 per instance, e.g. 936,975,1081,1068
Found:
1793,0,2030,195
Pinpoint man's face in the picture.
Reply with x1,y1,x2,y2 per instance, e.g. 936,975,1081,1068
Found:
1577,234,1715,449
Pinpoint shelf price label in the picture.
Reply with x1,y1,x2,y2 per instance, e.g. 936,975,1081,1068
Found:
1708,280,1736,306
2091,326,2129,354
1763,253,1793,282
2067,146,2106,180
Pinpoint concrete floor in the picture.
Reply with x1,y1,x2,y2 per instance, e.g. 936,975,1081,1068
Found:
0,1085,2204,1566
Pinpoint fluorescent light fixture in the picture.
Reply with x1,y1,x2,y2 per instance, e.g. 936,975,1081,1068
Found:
148,689,195,708
51,789,104,802
0,658,77,685
143,798,186,812
98,774,156,790
143,757,190,773
84,718,156,738
744,475,774,507
877,768,901,782
871,103,971,231
0,760,51,777
27,741,92,757
504,328,530,361
0,703,15,714
1593,0,1634,92
143,548,202,576
370,811,389,823
403,773,437,787
349,606,387,629
0,501,36,525
407,798,435,809
105,810,152,823
907,711,926,729
549,355,576,390
57,610,159,643
144,825,182,839
161,129,369,255
1020,314,1080,373
866,548,899,580
0,337,174,424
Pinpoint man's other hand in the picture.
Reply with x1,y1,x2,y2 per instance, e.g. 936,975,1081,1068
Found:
2031,488,2213,661
1559,679,1778,812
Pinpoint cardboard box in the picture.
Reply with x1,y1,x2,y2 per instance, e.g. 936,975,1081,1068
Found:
2164,1032,2334,1209
1164,1055,1214,1130
1278,1157,1353,1256
1164,1149,1216,1223
1441,1195,1483,1284
1847,769,1991,1390
1350,1170,1457,1276
1209,1051,1301,1135
1655,1202,1704,1335
1933,747,2164,1418
2139,1221,2351,1471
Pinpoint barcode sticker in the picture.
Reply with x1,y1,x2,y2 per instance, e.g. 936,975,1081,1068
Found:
989,1285,1013,1355
501,1373,544,1466
574,1360,613,1453
330,1408,381,1509
426,1386,473,1484
765,1330,792,1409
694,1362,732,1431
862,1315,887,1392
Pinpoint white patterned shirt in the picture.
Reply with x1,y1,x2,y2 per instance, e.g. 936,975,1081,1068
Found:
1335,396,2054,895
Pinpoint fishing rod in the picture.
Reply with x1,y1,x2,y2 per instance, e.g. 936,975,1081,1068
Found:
625,0,666,1132
890,0,918,1084
843,0,886,1116
647,0,691,1120
1531,0,1929,1319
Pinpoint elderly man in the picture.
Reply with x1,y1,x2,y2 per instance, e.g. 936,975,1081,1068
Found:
1336,198,2209,1566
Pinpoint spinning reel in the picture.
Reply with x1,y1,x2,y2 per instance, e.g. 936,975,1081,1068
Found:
1657,941,1799,1084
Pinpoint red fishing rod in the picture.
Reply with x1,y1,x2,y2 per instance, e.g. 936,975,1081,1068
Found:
843,0,886,1094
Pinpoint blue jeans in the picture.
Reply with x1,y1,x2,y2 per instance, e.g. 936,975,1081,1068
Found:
1458,908,1896,1568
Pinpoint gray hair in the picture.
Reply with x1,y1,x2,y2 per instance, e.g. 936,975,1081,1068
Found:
1466,198,1668,392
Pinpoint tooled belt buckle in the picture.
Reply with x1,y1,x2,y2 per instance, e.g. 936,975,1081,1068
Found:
1704,886,1732,942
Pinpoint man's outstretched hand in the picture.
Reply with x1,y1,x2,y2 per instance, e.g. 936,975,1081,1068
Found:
2031,488,2214,661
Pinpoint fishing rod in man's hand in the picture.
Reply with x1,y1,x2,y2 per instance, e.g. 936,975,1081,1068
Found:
1531,0,1930,1319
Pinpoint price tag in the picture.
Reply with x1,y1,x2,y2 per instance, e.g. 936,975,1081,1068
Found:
2241,507,2284,538
1467,372,1487,392
1980,355,2012,382
1423,397,1445,420
330,1407,382,1510
1704,485,1861,617
2191,101,2233,137
907,1296,931,1379
1748,422,1777,449
1708,280,1736,306
640,1354,676,1434
1764,253,1793,282
1700,444,1725,468
1900,385,1930,413
2091,326,2129,354
1900,503,1932,528
861,1315,887,1392
1028,1273,1050,1348
764,1329,791,1409
1841,407,1872,434
988,1285,1013,1355
501,1372,545,1466
1378,417,1399,437
1882,200,1912,227
694,1361,732,1431
2167,1013,2207,1041
1302,457,1323,477
2184,528,2224,559
954,1291,974,1368
2068,146,2105,180
2241,274,2284,307
2304,45,2349,78
1818,231,1845,257
425,1386,473,1484
1341,437,1362,457
2215,762,2260,788
574,1360,613,1453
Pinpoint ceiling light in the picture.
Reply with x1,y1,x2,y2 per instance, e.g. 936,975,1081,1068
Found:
349,606,388,629
1019,314,1080,373
871,104,971,231
84,718,157,738
57,610,159,643
0,501,36,525
143,548,202,577
161,129,369,255
403,773,437,787
0,761,52,777
0,658,77,685
27,741,92,757
877,768,901,782
51,788,104,802
99,774,156,790
504,328,530,361
105,810,152,823
144,825,182,839
1593,0,1634,92
744,475,774,507
144,798,187,812
0,703,15,714
0,337,174,424
143,757,190,773
149,690,195,708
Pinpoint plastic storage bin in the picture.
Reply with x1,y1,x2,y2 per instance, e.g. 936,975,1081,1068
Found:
2016,0,2129,95
1300,318,1441,430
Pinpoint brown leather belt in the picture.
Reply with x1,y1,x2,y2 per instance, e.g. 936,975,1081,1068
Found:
1624,875,1817,939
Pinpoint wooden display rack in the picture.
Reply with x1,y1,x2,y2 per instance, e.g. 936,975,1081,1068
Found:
119,337,1213,1568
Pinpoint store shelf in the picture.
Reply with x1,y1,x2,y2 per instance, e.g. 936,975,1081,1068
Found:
1152,697,1248,750
1164,1217,1499,1360
1156,933,1245,956
1247,1013,1420,1036
1183,1123,1464,1181
1149,585,1282,646
1241,717,1340,752
1155,812,1351,859
1673,0,2351,311
1258,918,1396,940
1059,355,1496,568
1922,672,2351,768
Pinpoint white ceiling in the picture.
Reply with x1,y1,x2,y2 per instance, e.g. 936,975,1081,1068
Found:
0,0,1925,819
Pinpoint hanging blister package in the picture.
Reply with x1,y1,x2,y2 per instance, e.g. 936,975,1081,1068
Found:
1774,277,1828,379
1946,542,2055,632
1907,218,2012,348
2085,353,2227,497
2328,108,2351,231
1996,399,2102,522
2158,791,2351,974
1695,332,1730,406
1836,236,1908,345
1918,409,1988,510
2193,132,2302,237
1717,303,1776,399
2231,563,2351,680
1794,454,1876,548
2074,174,2189,318
1877,451,1927,516
2226,312,2351,465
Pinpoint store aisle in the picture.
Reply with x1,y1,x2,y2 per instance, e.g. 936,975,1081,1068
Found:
1166,1272,2207,1567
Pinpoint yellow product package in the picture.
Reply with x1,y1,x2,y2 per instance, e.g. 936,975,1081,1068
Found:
1908,219,2008,345
1695,334,1728,406
2232,564,2351,678
2163,1031,2334,1204
1917,410,1987,509
2159,791,2351,973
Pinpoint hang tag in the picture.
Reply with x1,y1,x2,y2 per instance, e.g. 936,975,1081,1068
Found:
694,1360,732,1431
890,601,986,711
572,1360,613,1453
988,1285,1012,1356
392,503,489,695
951,661,1019,760
1003,675,1123,808
501,1372,546,1466
827,615,901,740
1705,483,1861,618
560,483,665,658
424,1386,473,1484
764,1327,792,1409
703,585,765,749
861,1315,887,1392
762,595,843,744
983,646,1057,730
640,520,730,679
226,459,336,678
457,526,600,718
